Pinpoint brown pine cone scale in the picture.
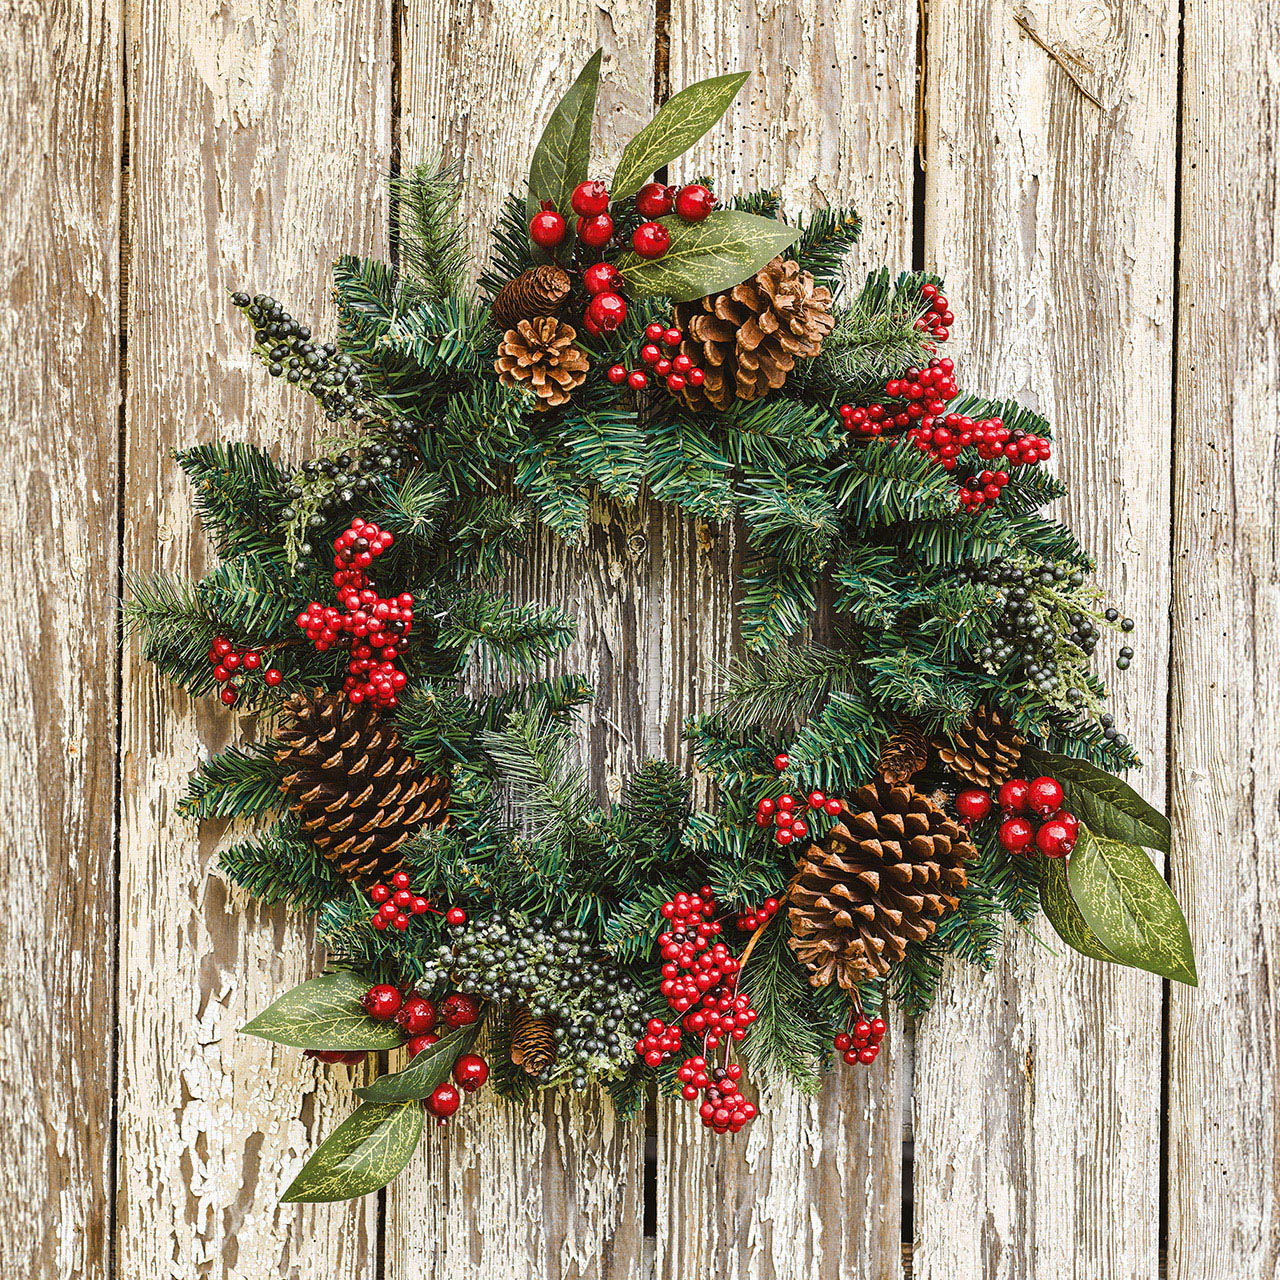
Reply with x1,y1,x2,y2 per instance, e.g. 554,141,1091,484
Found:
510,1005,557,1076
490,265,571,329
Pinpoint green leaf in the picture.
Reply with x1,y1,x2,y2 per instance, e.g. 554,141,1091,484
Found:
1039,856,1120,964
280,1101,423,1203
526,50,602,229
1024,747,1170,852
355,1022,481,1103
610,71,750,202
616,211,799,302
240,971,406,1050
1068,827,1197,986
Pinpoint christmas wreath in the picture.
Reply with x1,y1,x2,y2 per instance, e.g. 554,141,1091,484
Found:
129,55,1195,1205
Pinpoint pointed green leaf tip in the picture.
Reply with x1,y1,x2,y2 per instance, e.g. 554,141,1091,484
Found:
281,1101,423,1203
240,970,406,1050
1067,826,1197,985
611,71,751,202
526,49,603,229
356,1022,480,1103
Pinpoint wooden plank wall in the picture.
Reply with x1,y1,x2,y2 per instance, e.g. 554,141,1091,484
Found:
4,2,1277,1278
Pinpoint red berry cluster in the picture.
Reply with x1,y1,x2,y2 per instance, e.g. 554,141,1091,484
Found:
295,518,413,708
913,282,953,341
755,787,844,847
833,1015,887,1066
959,776,1080,858
359,984,486,1122
838,357,959,439
734,896,782,931
205,635,282,706
607,321,705,394
637,888,761,1135
367,869,468,932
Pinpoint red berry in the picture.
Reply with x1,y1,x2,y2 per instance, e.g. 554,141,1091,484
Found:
1036,819,1075,858
445,907,467,926
396,996,436,1035
440,993,480,1028
997,778,1032,813
407,1032,439,1056
673,183,715,221
858,1047,878,1065
607,364,628,384
956,789,993,823
773,753,789,771
662,327,682,347
1052,810,1080,843
776,829,794,845
627,369,647,391
998,815,1036,855
529,210,567,248
645,321,666,342
362,983,403,1021
219,687,237,705
640,343,663,365
391,871,410,889
263,668,283,686
870,1018,887,1038
790,819,808,839
632,221,671,258
1028,776,1065,815
576,213,614,247
807,790,825,809
583,261,622,295
635,182,674,217
425,1082,461,1118
452,1052,490,1093
369,883,391,903
571,179,609,216
686,367,705,386
824,798,843,816
587,291,627,331
757,797,775,816
242,651,261,671
834,1032,852,1051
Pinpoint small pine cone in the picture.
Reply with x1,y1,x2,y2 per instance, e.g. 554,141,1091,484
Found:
787,780,976,989
275,690,449,883
510,1004,557,1076
935,707,1025,788
877,723,929,784
675,255,835,411
489,265,571,329
494,316,590,410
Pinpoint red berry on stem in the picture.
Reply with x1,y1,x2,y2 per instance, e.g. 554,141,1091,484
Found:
362,983,403,1021
440,993,480,1028
425,1082,461,1119
583,261,622,295
407,1032,439,1056
834,1032,852,1051
773,753,790,772
627,369,648,391
998,815,1036,855
576,213,614,247
219,687,237,705
632,221,670,258
586,291,627,331
645,321,666,342
529,210,567,248
956,789,993,823
607,364,628,384
674,183,715,222
445,907,467,926
396,996,437,1035
824,798,843,816
1028,776,1065,815
1036,819,1075,858
635,181,674,217
452,1053,490,1092
997,778,1032,813
570,179,610,216
264,668,282,686
1052,810,1080,843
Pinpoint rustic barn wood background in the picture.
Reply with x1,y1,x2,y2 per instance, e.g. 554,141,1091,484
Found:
4,0,1276,1276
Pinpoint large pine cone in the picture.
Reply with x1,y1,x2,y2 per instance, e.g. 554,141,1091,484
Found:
787,781,975,989
494,316,589,409
489,265,571,329
510,1004,557,1076
675,255,835,410
275,690,449,883
935,707,1025,788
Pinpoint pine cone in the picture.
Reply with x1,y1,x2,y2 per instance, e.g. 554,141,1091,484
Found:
510,1004,557,1076
275,690,449,883
489,265,571,329
787,781,975,989
877,723,929,784
675,255,835,410
935,707,1025,788
494,316,589,409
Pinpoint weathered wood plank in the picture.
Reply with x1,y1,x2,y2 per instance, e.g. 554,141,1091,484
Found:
117,2,390,1273
0,3,121,1277
655,6,918,1278
1167,2,1280,1276
913,4,1175,1278
391,14,655,1277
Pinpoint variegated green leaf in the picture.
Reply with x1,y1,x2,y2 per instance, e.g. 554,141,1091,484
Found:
1068,827,1197,985
616,211,798,302
611,71,750,202
240,971,406,1050
526,50,602,232
1039,856,1120,964
280,1101,423,1203
356,1022,480,1103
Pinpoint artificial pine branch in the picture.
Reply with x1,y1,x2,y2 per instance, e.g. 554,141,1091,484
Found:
713,644,864,735
220,820,346,912
391,155,471,303
176,442,291,557
179,743,285,820
439,590,576,670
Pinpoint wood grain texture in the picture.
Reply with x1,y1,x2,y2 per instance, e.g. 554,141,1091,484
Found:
0,3,121,1277
913,3,1175,1278
655,5,917,1278
1167,2,1280,1276
117,1,390,1273
392,12,655,1276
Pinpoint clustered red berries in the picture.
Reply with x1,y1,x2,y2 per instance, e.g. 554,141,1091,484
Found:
295,518,412,708
969,775,1081,858
637,888,760,1135
366,869,468,932
205,635,281,705
734,896,781,931
833,1014,887,1067
755,787,844,846
607,322,705,394
358,983,486,1123
914,282,952,341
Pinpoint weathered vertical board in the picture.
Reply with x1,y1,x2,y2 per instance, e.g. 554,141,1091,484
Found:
656,7,918,1278
391,12,654,1277
0,3,121,1277
913,4,1175,1278
118,1,390,1273
1167,3,1280,1277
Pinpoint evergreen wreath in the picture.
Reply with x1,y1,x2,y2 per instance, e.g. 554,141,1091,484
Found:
129,55,1195,1205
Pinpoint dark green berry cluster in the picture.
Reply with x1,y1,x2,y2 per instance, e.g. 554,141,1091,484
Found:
426,911,647,1090
231,291,366,420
